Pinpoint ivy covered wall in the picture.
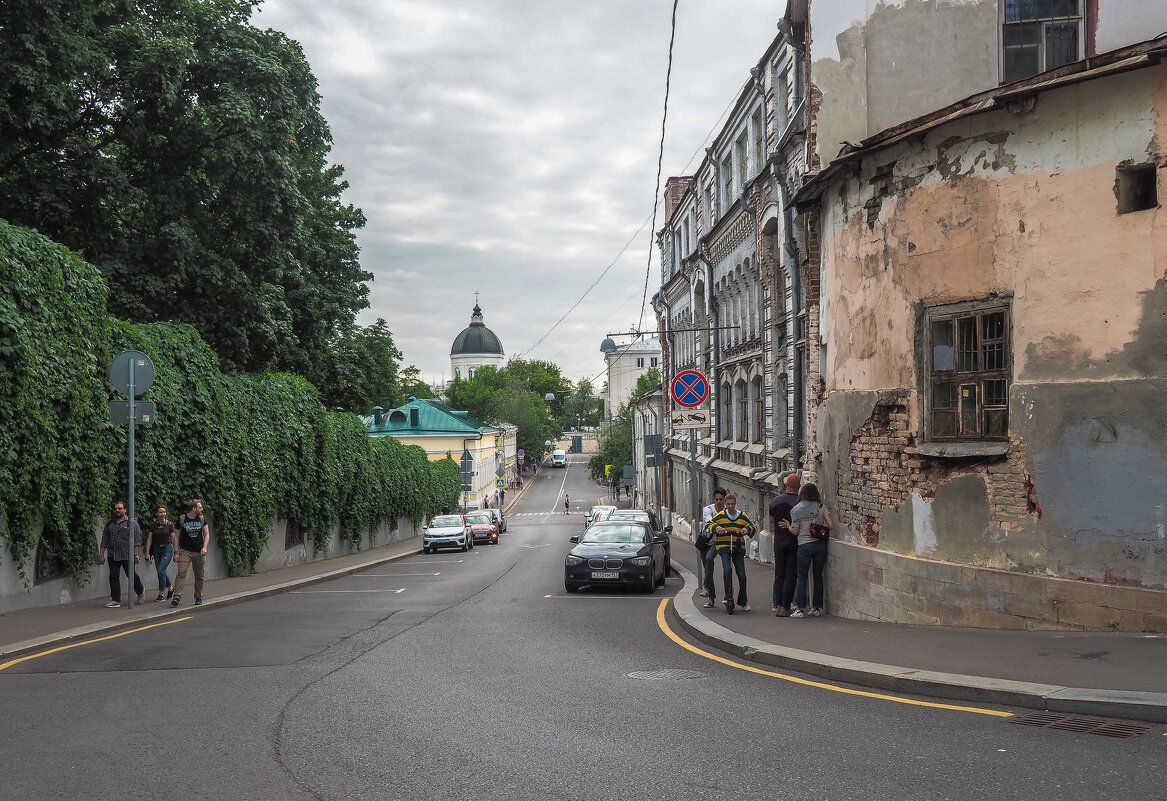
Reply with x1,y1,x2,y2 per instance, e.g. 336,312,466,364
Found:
1,221,459,585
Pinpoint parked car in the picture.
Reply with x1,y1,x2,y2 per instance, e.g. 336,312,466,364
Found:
464,511,499,545
423,514,473,553
563,520,668,593
551,449,567,467
607,509,672,575
486,507,507,533
584,505,616,528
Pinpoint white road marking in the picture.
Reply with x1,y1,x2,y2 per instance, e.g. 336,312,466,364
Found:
544,594,664,600
291,590,406,594
358,572,440,576
516,544,550,549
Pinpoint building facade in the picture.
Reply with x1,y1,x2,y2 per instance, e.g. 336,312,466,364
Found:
600,336,661,417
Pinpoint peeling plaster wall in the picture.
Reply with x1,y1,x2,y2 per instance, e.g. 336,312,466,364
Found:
810,0,997,166
812,64,1167,628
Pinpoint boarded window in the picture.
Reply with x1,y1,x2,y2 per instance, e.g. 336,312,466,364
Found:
928,302,1011,441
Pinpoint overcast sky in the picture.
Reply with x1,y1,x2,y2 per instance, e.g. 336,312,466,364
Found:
254,0,786,386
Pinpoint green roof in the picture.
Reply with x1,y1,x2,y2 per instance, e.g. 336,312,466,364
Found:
365,397,494,437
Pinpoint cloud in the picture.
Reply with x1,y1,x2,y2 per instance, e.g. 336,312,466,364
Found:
254,0,782,382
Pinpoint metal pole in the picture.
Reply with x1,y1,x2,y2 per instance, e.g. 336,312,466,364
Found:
127,358,136,610
689,428,700,579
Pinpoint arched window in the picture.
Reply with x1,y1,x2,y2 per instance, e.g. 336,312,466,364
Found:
751,376,764,443
735,379,748,442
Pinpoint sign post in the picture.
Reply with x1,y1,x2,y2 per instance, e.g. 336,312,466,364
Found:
108,350,156,609
670,370,709,567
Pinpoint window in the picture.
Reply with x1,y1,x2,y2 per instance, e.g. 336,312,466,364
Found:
704,183,714,226
751,376,764,443
682,219,691,254
1117,163,1158,214
1002,0,1082,83
775,65,791,131
636,357,645,368
736,131,749,187
751,110,764,175
722,156,734,209
735,380,748,441
928,301,1011,440
650,357,658,368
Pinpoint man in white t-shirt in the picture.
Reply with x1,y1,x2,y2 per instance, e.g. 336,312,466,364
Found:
697,488,727,607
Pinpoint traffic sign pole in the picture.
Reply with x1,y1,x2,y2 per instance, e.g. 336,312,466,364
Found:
127,358,136,610
669,369,709,571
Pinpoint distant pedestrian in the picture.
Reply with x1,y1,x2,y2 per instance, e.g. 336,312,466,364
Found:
441,504,450,515
706,493,756,613
769,473,801,616
500,488,506,506
697,489,727,606
564,493,570,514
99,500,144,607
786,482,834,618
172,499,210,607
144,504,177,602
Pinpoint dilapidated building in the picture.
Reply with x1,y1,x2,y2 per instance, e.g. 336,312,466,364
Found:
796,0,1167,630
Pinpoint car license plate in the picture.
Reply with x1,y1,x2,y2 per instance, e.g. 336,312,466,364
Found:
591,571,619,579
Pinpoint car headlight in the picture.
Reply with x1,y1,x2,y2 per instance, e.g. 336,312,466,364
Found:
629,556,651,566
565,555,585,566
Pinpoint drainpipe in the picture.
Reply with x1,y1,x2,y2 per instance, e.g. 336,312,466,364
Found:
656,287,673,519
696,241,721,443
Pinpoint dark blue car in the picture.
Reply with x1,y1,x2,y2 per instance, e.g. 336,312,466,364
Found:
564,521,668,594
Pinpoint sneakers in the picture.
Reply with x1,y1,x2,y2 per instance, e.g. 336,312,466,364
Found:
740,604,751,612
105,600,121,608
166,587,174,600
771,604,779,612
155,594,166,602
809,608,824,616
171,596,181,607
723,598,735,615
136,593,143,604
699,589,709,598
194,597,203,606
789,608,806,618
775,607,791,617
702,600,715,608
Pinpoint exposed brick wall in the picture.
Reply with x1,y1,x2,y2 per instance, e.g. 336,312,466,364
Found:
801,206,822,484
664,176,694,222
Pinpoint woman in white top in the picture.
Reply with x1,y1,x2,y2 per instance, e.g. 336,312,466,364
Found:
781,482,834,618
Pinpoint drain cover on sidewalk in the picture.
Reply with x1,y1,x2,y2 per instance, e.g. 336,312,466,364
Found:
625,669,705,680
1007,712,1153,739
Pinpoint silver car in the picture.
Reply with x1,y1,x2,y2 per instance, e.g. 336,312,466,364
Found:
423,514,473,553
584,505,617,528
486,507,507,533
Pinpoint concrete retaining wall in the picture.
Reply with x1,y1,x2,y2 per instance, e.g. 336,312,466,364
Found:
0,517,419,614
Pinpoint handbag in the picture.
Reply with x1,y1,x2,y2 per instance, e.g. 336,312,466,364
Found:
808,503,831,541
695,529,712,549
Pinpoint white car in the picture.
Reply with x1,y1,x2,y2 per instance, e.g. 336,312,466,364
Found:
585,505,617,528
423,514,473,553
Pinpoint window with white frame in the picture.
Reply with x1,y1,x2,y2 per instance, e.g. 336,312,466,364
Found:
636,357,645,368
722,156,734,210
1002,0,1082,83
704,183,714,226
650,357,658,368
682,219,691,255
927,299,1011,440
736,131,749,188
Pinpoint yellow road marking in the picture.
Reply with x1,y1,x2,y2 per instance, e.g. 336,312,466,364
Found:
0,616,192,672
656,600,1013,717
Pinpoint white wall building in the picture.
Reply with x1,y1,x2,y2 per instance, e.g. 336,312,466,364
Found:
600,336,660,418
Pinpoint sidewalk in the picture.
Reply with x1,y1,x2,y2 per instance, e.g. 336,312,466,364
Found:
669,539,1167,723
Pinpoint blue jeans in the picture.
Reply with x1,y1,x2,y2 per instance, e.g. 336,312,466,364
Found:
771,537,798,609
794,540,827,611
154,545,174,591
719,550,747,605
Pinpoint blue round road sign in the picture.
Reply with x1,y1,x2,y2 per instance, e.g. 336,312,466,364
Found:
670,369,709,408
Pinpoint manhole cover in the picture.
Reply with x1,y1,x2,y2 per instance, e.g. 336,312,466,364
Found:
625,669,705,680
1008,712,1152,739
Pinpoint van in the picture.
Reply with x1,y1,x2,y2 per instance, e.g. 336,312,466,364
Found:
551,449,567,468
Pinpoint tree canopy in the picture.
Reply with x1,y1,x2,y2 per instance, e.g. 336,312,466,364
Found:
443,364,559,461
0,0,374,401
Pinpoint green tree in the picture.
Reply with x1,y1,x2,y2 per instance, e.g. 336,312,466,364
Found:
0,0,370,379
589,404,634,483
444,365,559,459
632,368,661,400
317,318,402,413
396,365,435,404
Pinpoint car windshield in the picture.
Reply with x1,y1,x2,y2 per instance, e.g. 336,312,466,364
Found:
581,524,648,544
465,515,491,525
611,512,651,525
431,516,462,527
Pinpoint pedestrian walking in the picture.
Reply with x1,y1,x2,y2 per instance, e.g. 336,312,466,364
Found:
698,488,727,605
98,500,144,608
144,504,177,602
769,473,801,616
172,499,210,607
785,482,834,618
564,493,570,514
500,488,505,506
706,493,757,614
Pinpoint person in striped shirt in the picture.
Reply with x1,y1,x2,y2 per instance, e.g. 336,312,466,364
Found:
706,493,757,613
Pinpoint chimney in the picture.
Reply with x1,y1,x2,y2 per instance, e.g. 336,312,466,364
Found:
410,406,420,427
373,406,383,427
663,176,694,221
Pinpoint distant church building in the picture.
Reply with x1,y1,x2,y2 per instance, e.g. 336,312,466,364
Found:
450,300,505,380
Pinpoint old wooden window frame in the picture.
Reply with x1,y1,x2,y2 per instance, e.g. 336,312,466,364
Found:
1001,0,1084,84
926,299,1011,442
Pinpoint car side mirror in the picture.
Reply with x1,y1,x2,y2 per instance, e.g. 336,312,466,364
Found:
664,526,673,534
569,535,580,543
422,526,428,531
653,535,668,544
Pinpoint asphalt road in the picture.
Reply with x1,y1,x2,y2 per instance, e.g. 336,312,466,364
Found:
1,455,1163,800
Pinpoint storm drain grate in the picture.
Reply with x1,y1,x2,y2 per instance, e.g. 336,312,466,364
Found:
1008,712,1153,739
625,669,705,680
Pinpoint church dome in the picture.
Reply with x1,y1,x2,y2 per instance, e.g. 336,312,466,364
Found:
600,337,617,353
451,303,504,356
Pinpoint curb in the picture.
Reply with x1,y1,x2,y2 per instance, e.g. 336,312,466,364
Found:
0,542,420,664
667,560,1167,724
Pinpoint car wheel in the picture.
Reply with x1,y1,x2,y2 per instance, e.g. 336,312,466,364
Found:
423,546,430,554
655,565,666,587
564,580,580,593
469,538,475,549
461,541,468,552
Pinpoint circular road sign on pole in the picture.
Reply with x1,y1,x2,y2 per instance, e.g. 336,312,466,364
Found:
670,369,709,408
109,350,155,398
